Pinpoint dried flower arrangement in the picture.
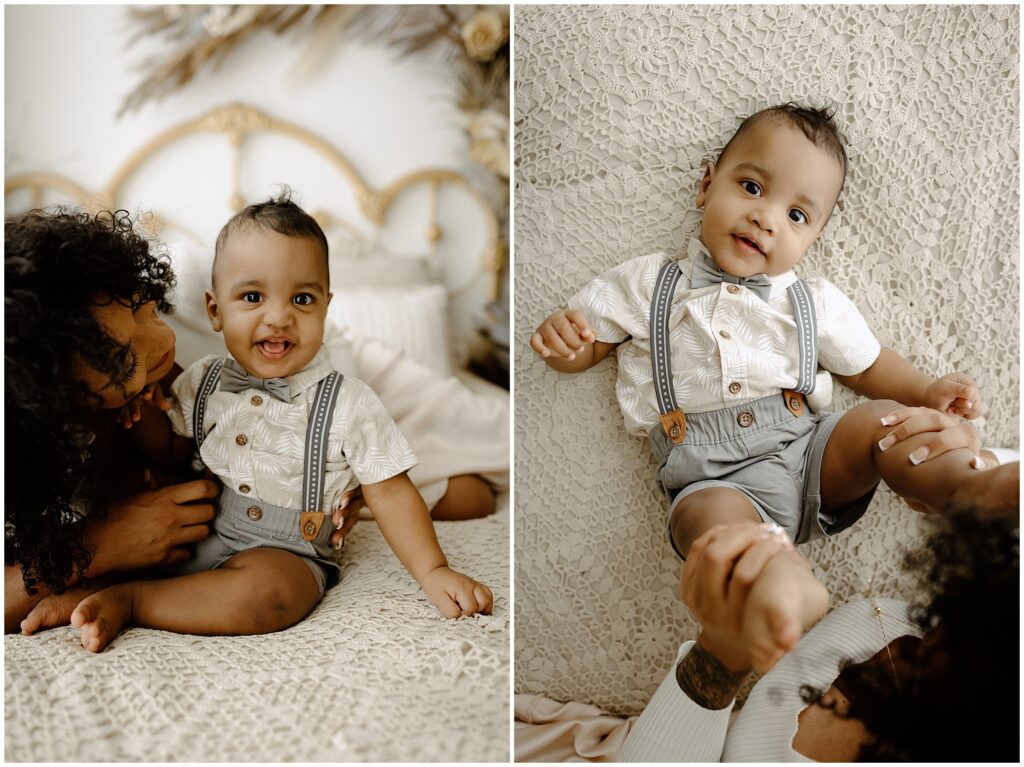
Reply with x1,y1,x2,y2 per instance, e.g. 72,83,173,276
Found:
120,5,509,181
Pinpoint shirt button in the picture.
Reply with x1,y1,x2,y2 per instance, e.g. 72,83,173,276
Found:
238,484,250,494
728,381,742,395
235,434,248,446
726,284,740,294
737,411,754,427
247,506,263,521
303,521,317,536
719,329,731,340
250,395,263,406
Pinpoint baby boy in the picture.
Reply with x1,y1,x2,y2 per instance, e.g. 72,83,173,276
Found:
69,194,492,651
531,103,1017,671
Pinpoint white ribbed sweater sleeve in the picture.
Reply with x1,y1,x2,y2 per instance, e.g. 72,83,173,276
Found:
616,641,732,762
616,599,920,762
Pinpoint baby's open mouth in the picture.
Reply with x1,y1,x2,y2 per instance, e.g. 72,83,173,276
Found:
257,339,292,358
734,235,765,255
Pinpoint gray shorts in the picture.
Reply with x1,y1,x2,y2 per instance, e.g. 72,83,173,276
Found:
165,487,341,595
649,394,877,558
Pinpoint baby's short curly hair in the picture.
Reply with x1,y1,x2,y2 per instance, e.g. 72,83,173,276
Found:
719,102,848,196
213,188,329,284
5,207,175,593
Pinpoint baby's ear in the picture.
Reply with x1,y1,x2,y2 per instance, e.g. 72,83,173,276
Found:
696,161,716,208
205,290,222,332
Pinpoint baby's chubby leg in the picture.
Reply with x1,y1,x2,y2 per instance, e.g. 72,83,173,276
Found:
819,400,1019,519
70,547,322,652
672,488,829,672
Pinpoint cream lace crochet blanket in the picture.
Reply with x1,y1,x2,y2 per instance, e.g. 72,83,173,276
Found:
515,5,1018,716
5,498,509,761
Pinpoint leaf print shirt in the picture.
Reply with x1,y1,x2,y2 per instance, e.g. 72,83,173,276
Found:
169,347,417,511
567,239,881,437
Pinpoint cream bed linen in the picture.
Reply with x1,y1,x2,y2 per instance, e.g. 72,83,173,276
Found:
514,4,1018,718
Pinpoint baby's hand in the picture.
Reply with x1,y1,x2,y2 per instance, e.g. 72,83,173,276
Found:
420,566,493,618
530,309,596,361
115,382,173,429
924,373,983,419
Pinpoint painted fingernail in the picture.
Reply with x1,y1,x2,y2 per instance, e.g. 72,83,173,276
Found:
334,538,345,550
967,400,973,408
142,468,152,483
971,456,985,470
335,515,345,530
908,447,930,465
878,435,896,451
567,353,576,361
880,415,896,426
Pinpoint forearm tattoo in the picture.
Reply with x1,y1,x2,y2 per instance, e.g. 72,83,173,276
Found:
675,642,748,710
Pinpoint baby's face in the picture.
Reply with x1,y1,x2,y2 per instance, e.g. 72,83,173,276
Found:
696,119,844,277
206,228,330,380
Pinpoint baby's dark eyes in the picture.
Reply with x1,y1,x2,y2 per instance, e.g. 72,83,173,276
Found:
741,180,762,196
788,209,808,225
242,291,263,303
293,293,314,306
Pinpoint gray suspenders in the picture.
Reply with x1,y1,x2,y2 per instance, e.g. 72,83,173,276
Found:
651,260,818,444
193,358,344,541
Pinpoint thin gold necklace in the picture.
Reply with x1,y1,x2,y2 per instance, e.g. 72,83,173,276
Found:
866,580,901,690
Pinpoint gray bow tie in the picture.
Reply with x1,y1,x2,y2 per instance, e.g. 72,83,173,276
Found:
690,255,773,303
219,358,291,402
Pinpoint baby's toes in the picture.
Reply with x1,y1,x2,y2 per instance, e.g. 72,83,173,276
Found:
70,599,97,629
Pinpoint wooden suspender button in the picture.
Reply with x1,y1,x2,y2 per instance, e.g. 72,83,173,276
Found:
247,506,263,521
737,411,754,427
238,484,251,494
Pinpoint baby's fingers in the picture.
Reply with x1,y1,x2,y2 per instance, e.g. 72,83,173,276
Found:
453,583,480,616
472,582,494,615
433,592,462,619
530,332,552,358
564,310,596,343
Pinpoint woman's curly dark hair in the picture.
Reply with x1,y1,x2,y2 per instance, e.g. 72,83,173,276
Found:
801,511,1019,761
5,208,175,594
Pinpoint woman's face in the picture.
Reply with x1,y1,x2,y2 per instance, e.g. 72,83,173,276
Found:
76,298,176,408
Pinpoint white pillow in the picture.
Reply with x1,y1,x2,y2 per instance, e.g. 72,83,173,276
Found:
326,284,453,376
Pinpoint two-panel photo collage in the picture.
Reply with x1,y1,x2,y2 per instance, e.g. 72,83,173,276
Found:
4,4,1019,763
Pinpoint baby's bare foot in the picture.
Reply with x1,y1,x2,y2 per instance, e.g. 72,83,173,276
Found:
741,551,828,673
70,586,135,653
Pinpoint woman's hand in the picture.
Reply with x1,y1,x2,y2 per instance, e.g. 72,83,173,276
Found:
679,523,796,673
330,488,363,550
877,406,983,466
84,479,219,576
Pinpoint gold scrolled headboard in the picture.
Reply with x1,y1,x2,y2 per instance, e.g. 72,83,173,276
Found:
5,102,504,302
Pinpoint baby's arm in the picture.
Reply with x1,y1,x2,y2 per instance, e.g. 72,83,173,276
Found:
128,366,195,469
531,309,620,374
362,473,493,618
834,348,982,419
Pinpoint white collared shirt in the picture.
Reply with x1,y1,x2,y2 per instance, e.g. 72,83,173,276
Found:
169,347,417,511
567,240,881,437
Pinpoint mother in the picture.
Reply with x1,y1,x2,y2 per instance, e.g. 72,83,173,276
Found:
4,207,498,633
617,508,1018,761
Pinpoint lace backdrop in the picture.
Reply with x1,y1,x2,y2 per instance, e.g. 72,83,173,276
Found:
514,4,1018,715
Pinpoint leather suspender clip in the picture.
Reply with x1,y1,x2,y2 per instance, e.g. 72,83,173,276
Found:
783,390,805,418
660,409,687,445
299,511,326,541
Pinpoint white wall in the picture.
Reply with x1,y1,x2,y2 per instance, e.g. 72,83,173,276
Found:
5,4,502,359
